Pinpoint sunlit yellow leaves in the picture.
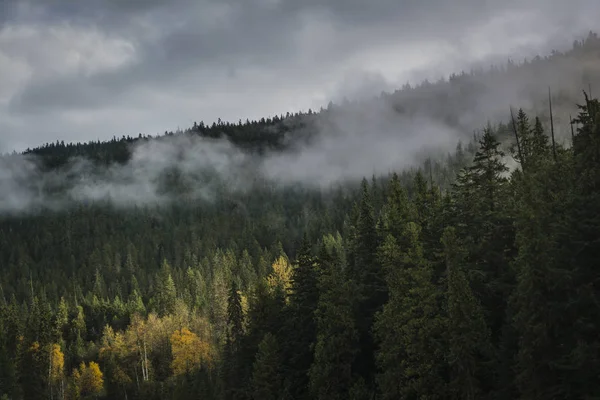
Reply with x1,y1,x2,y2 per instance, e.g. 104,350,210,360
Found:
99,325,133,386
240,291,249,317
72,361,104,398
170,327,212,376
267,256,292,300
29,341,40,352
50,343,65,384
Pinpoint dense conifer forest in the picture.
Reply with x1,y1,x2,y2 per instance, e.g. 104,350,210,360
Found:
1,32,600,399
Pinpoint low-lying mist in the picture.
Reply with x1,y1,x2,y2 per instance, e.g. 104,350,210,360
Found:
1,35,599,215
0,107,464,215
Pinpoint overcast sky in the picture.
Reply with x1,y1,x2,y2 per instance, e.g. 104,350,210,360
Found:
0,0,597,153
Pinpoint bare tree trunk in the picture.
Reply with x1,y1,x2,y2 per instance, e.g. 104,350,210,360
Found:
510,107,525,172
134,364,140,390
143,339,149,382
549,87,557,161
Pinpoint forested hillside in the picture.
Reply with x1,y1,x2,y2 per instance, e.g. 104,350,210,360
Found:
1,33,600,400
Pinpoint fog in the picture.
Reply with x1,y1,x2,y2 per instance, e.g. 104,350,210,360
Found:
1,34,599,214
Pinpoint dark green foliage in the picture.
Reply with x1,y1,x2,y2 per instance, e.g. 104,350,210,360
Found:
281,234,319,399
452,127,515,346
443,227,492,399
345,179,385,390
309,245,360,400
152,260,178,317
2,47,600,399
222,280,246,400
374,224,448,399
251,333,282,400
227,280,244,347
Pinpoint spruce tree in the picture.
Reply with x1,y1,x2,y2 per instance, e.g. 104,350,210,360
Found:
375,223,447,399
457,127,515,345
154,260,177,317
346,178,385,388
544,95,600,398
443,226,492,399
222,280,246,400
281,234,318,399
227,280,244,348
309,244,359,400
251,333,282,400
530,116,550,162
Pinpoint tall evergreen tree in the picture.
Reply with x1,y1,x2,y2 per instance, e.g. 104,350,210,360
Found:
153,260,177,317
443,227,492,399
222,280,246,400
346,178,385,388
309,244,359,400
227,280,244,348
454,127,515,345
281,234,319,399
251,333,282,400
375,223,447,399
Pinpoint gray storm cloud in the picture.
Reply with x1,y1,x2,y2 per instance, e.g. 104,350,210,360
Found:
0,0,599,151
0,0,599,213
2,38,598,215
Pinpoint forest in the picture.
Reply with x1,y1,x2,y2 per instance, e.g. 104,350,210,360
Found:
0,33,599,399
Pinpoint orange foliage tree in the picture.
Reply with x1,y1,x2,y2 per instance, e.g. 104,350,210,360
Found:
170,328,212,376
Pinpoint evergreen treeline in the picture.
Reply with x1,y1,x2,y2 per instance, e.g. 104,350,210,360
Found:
18,31,600,169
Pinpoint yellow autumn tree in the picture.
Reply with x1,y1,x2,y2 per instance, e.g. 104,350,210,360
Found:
125,314,151,382
50,343,65,383
68,367,81,400
240,291,249,317
50,343,65,400
99,325,132,389
72,361,104,398
266,256,292,301
170,327,212,376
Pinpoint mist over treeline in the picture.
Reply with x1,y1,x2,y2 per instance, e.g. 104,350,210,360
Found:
1,31,599,215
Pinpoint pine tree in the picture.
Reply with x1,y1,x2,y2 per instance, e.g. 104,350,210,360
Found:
251,333,282,400
127,289,146,316
346,178,385,388
530,116,550,162
19,342,46,400
54,297,69,344
456,127,515,345
534,95,600,398
515,109,532,166
222,280,246,400
281,234,319,399
375,223,447,399
309,244,359,400
510,152,563,398
0,299,22,399
227,280,244,350
443,227,491,399
379,172,415,241
154,260,177,317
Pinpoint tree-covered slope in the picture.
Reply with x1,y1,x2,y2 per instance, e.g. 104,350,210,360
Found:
1,34,600,400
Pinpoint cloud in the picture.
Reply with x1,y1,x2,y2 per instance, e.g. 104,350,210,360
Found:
261,101,462,186
0,0,598,152
2,36,600,216
0,0,599,213
0,134,257,214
